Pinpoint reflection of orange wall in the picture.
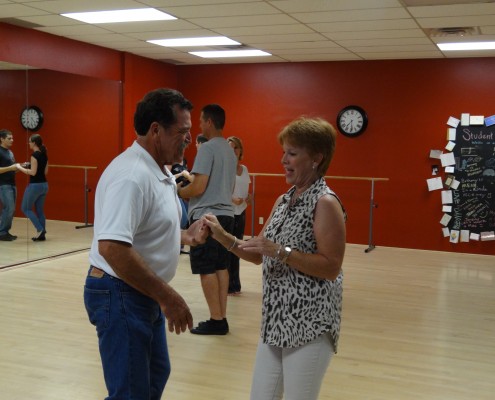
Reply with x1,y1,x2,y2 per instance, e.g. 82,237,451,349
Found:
2,22,495,255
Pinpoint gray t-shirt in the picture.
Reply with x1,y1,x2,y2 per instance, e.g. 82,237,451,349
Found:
188,136,237,220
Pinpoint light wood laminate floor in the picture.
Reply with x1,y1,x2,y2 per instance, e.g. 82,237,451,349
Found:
0,245,494,399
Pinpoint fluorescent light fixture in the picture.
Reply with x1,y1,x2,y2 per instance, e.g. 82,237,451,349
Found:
438,41,495,51
61,8,176,23
189,50,271,58
148,36,240,47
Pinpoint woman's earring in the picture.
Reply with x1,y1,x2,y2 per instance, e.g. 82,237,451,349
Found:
312,162,317,170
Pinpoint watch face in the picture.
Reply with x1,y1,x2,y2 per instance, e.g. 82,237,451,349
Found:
337,106,368,137
21,106,44,131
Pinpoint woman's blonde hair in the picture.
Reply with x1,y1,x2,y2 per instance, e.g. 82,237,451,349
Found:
227,136,244,160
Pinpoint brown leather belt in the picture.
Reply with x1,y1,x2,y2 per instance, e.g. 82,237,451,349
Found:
89,265,105,278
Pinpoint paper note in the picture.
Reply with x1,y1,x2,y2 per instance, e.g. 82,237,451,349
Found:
449,230,459,243
444,176,453,187
445,141,456,151
447,116,460,128
447,128,456,140
427,177,443,191
485,115,495,127
440,213,452,226
470,233,480,241
430,149,442,159
440,152,455,167
461,113,470,126
442,205,452,212
480,231,495,241
469,115,484,125
441,190,453,204
442,227,450,237
450,179,460,189
445,166,455,173
460,230,470,242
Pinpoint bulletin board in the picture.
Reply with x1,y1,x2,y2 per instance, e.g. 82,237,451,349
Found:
427,114,495,243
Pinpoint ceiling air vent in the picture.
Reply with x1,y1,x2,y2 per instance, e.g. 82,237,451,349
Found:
427,27,480,38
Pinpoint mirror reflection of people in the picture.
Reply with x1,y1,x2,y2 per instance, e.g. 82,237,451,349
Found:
226,136,251,295
16,134,49,241
84,88,208,400
202,117,347,400
0,129,18,242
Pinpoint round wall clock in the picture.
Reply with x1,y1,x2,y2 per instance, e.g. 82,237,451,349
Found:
337,105,368,137
20,105,44,132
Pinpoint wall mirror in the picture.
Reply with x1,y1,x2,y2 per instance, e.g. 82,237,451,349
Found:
0,61,122,268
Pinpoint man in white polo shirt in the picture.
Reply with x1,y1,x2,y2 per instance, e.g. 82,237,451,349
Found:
84,88,207,400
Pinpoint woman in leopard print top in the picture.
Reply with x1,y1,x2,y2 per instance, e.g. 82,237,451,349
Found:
203,117,346,400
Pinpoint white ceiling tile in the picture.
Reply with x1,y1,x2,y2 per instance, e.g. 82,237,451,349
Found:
293,7,410,23
336,37,432,47
327,28,426,40
215,24,314,37
310,19,419,33
188,13,296,28
417,15,495,29
164,2,280,18
269,0,402,13
409,3,495,18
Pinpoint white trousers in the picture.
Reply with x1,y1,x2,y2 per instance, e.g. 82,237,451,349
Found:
250,332,334,400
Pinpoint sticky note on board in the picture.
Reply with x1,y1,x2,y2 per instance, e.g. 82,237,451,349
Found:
461,113,470,126
430,149,442,159
445,166,455,173
427,177,443,191
460,230,470,242
450,230,459,243
470,115,484,125
440,152,455,167
480,232,495,241
470,233,480,241
442,205,452,212
485,115,495,127
447,128,457,140
445,141,456,151
447,116,460,127
440,213,452,226
441,190,453,204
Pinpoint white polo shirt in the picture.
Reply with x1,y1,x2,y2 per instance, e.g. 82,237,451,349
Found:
89,141,181,283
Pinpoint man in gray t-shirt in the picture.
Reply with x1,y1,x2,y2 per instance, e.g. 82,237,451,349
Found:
178,104,237,335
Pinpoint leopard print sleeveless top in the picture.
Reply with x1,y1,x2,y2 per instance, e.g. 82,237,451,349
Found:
262,177,345,350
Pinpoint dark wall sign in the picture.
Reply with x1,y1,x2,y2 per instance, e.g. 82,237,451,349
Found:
451,124,495,235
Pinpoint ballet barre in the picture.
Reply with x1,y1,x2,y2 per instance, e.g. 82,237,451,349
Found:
249,173,389,253
50,164,97,229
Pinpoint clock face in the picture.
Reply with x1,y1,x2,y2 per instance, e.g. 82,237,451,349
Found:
337,106,368,137
21,106,44,131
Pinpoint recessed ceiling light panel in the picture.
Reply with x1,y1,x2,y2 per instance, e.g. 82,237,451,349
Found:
189,50,271,58
148,37,240,47
438,41,495,51
61,8,176,24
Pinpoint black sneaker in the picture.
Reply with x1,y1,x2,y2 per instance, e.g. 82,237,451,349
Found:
7,233,17,240
0,234,14,241
191,319,229,335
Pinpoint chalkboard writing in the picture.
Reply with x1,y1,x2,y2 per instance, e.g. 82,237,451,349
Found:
450,125,495,234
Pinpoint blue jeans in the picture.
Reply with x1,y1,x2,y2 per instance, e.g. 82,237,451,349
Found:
84,268,170,400
0,184,16,235
21,182,48,232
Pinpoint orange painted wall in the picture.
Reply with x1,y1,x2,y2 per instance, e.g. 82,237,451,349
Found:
178,60,495,255
1,21,494,255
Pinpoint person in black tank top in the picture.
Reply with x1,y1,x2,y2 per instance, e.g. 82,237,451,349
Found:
16,134,49,241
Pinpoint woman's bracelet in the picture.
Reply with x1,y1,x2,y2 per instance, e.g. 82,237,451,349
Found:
275,244,282,259
227,236,238,251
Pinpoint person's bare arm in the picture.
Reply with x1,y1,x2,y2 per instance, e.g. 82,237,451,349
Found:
177,173,208,199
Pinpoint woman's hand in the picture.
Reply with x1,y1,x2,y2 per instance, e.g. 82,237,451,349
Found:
201,213,227,241
238,236,280,258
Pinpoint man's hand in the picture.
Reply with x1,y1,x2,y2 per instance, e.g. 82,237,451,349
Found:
160,288,193,334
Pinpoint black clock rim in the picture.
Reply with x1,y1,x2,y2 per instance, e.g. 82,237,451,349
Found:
336,105,368,137
20,105,44,132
